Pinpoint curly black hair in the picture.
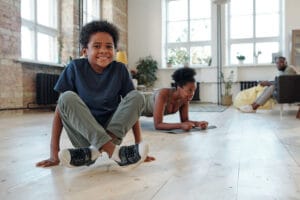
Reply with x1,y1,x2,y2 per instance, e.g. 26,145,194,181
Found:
172,67,196,87
79,20,119,49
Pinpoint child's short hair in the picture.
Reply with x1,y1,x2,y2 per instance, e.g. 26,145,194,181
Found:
79,20,119,49
172,67,196,87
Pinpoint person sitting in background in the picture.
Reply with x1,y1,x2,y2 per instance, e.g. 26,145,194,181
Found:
239,56,299,113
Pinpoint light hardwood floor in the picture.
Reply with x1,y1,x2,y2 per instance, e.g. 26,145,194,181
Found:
1,105,300,200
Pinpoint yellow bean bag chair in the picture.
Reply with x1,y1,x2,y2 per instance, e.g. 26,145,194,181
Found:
233,85,275,110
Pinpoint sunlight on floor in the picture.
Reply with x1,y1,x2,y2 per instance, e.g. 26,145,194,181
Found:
0,105,300,200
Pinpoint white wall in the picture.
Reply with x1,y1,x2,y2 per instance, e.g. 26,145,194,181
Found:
285,0,300,62
128,0,162,68
128,0,300,103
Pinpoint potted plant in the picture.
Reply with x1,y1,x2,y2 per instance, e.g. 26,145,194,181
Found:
135,55,158,88
169,49,189,67
166,56,175,68
236,54,246,64
254,50,262,64
220,70,234,106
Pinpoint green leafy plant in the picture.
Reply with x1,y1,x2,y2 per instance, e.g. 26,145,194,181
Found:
135,56,158,87
254,50,262,57
169,49,189,65
220,70,234,96
196,56,212,66
167,56,176,65
236,54,246,61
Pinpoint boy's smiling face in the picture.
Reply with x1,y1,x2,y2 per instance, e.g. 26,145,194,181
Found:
86,32,115,73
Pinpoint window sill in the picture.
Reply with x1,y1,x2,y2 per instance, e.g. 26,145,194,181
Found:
15,58,65,68
160,63,275,69
225,63,275,68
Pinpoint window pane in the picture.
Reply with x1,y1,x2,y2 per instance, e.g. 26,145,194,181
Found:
256,42,279,64
21,26,34,59
37,0,57,28
230,16,253,39
166,0,212,67
168,47,189,65
21,0,34,20
167,0,188,21
83,0,100,24
230,43,253,64
230,0,253,16
256,14,279,37
190,19,211,41
37,33,57,62
190,0,210,19
191,46,211,65
168,21,188,42
227,0,282,65
87,0,94,14
256,0,279,14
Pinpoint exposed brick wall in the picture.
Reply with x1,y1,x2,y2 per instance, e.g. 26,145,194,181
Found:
22,64,63,107
102,0,128,51
0,0,128,113
102,0,113,22
60,0,81,63
0,0,23,110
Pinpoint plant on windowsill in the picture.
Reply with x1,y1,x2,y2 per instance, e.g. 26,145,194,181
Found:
169,49,190,67
220,70,234,106
166,56,175,68
135,55,158,89
254,50,262,64
182,54,190,67
236,54,246,64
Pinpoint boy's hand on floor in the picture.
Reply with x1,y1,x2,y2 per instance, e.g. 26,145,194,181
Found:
36,158,60,167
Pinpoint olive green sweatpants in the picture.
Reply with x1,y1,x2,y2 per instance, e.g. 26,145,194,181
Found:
58,90,145,149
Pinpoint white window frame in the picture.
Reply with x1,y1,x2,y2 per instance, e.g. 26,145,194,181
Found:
164,0,212,68
82,0,101,25
226,0,283,65
21,0,58,63
164,0,284,67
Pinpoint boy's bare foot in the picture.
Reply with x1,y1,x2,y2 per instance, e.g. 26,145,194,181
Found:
144,155,156,162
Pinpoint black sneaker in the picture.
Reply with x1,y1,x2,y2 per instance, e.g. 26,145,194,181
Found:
116,142,149,167
59,147,96,167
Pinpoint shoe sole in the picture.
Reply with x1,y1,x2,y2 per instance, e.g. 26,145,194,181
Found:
58,149,74,168
119,142,149,170
59,144,149,169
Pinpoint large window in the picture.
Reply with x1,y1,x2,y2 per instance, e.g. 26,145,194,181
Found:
82,0,100,25
226,0,282,65
164,0,283,67
165,0,212,67
21,0,58,63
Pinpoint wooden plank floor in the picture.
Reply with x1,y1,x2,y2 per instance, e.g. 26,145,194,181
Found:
1,105,300,200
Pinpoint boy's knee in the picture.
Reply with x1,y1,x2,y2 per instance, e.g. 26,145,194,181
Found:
127,90,145,108
58,91,78,106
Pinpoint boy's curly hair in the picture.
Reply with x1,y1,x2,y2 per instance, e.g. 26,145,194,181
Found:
79,20,119,49
172,67,196,87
